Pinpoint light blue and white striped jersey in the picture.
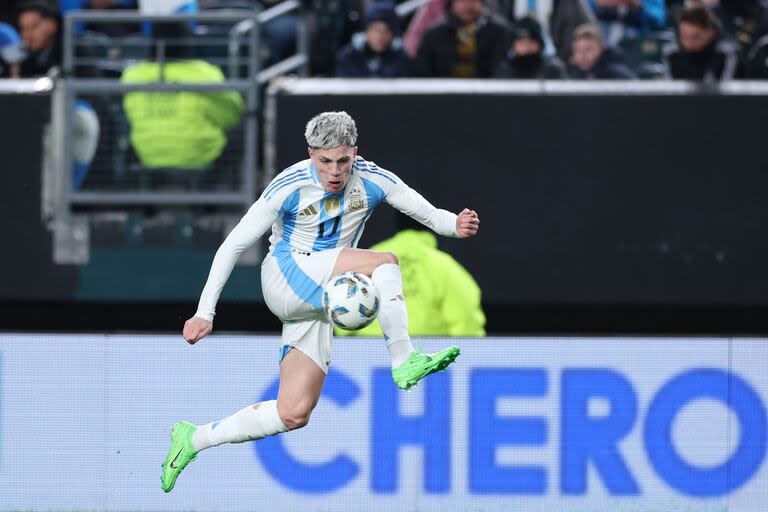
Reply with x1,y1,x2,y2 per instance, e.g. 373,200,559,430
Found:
194,156,459,321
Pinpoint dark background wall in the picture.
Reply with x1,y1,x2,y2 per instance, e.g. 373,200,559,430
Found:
274,93,768,306
0,94,79,300
3,90,768,333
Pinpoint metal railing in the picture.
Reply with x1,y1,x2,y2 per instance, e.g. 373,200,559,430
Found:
47,5,308,264
56,11,258,212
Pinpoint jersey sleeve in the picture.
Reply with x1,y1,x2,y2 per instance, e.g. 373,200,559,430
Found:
379,169,459,238
193,189,282,322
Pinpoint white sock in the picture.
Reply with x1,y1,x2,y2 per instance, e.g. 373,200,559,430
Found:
192,399,288,452
371,263,414,368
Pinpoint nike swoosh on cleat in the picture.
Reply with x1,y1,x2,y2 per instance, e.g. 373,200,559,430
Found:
169,450,182,469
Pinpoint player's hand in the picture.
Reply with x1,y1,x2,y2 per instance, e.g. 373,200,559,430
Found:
183,316,213,345
456,208,480,238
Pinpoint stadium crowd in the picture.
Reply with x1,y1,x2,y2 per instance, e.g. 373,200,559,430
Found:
1,0,767,80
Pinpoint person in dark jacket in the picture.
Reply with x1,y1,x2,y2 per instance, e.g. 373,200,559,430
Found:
670,0,763,53
335,3,410,78
663,6,739,81
567,23,635,78
17,1,61,77
494,17,567,78
497,0,596,61
412,0,511,77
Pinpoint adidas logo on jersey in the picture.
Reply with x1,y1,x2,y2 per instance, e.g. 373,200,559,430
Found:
298,205,318,217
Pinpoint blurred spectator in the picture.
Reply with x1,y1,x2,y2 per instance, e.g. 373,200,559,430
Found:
567,23,636,77
0,22,25,77
589,0,666,46
337,216,486,338
676,0,764,51
335,3,409,77
405,0,594,61
412,0,510,77
18,1,62,77
664,6,739,80
494,17,567,78
121,38,244,169
498,0,596,60
403,0,446,57
305,0,360,75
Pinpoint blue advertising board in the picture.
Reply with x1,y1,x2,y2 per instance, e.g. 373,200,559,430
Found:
0,334,765,511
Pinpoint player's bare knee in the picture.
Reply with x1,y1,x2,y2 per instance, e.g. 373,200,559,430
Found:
282,411,311,430
277,403,312,430
379,251,398,266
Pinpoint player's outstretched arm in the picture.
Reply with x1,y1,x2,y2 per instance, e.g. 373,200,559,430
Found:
183,196,279,344
456,208,480,238
183,316,213,344
377,167,478,239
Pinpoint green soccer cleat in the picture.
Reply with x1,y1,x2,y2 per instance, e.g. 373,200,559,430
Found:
392,346,461,391
161,421,198,493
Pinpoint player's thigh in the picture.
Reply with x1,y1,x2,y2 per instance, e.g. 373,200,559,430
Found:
331,248,397,277
261,253,322,321
277,347,326,419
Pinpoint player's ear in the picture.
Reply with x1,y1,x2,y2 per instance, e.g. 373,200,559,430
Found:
353,146,358,157
307,147,313,158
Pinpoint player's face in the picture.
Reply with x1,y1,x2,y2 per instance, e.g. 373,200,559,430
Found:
309,145,357,192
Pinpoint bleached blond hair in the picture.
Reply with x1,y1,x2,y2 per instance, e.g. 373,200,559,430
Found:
304,111,358,149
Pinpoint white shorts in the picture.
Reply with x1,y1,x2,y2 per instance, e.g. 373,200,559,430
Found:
261,245,343,374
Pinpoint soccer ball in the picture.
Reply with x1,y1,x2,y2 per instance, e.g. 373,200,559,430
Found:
323,272,380,330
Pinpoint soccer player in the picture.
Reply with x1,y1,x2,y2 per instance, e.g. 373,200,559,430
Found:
161,111,480,492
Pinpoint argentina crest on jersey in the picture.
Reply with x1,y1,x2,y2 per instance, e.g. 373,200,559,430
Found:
346,184,366,213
